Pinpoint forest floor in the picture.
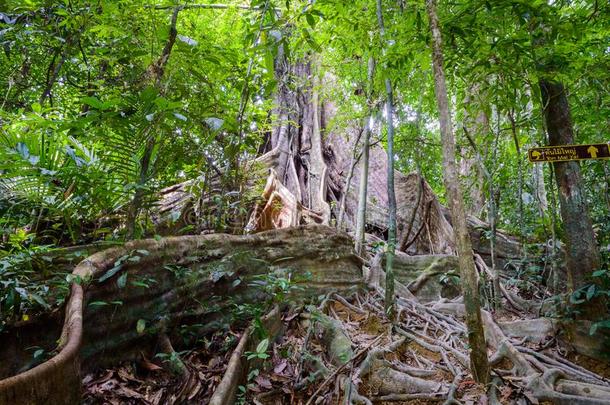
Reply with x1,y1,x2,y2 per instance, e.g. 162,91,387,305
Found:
81,288,610,405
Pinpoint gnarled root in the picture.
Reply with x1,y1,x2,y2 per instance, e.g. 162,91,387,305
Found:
431,301,610,405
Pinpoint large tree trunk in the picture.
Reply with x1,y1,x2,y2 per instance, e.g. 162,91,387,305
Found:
539,79,604,320
153,39,522,271
426,0,490,384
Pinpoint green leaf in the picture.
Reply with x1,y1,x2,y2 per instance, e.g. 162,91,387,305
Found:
569,294,586,305
585,284,596,301
590,320,610,335
306,13,315,29
82,96,104,109
89,301,109,307
136,319,146,334
302,29,321,52
117,272,127,288
592,270,607,278
131,280,149,288
256,338,269,354
29,293,50,309
98,265,122,283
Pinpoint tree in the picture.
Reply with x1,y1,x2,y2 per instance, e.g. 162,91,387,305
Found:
426,0,490,384
540,79,605,319
354,57,376,256
375,0,397,319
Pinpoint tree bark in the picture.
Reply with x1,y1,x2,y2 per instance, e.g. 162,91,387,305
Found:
426,0,490,384
376,0,397,320
539,79,604,319
355,57,376,256
463,127,500,310
354,124,370,256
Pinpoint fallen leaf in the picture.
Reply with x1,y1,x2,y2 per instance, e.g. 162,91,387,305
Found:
255,374,273,389
270,373,291,383
274,359,288,374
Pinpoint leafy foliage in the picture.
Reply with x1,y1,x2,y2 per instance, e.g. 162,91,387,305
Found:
0,0,608,326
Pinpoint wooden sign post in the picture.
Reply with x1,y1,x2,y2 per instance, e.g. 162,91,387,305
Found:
528,143,610,163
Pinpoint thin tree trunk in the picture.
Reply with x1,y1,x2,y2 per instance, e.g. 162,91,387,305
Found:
376,0,397,320
426,0,490,384
354,123,370,256
40,48,68,106
463,127,500,310
488,107,503,310
507,107,526,251
539,79,604,319
354,57,376,256
337,139,361,230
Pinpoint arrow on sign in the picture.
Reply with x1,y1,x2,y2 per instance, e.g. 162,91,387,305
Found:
587,145,599,158
531,150,542,160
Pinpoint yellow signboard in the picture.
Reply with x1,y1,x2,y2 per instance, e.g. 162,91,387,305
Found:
528,143,610,163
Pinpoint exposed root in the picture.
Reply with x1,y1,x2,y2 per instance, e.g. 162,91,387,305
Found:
430,300,610,404
443,372,463,405
75,287,610,404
